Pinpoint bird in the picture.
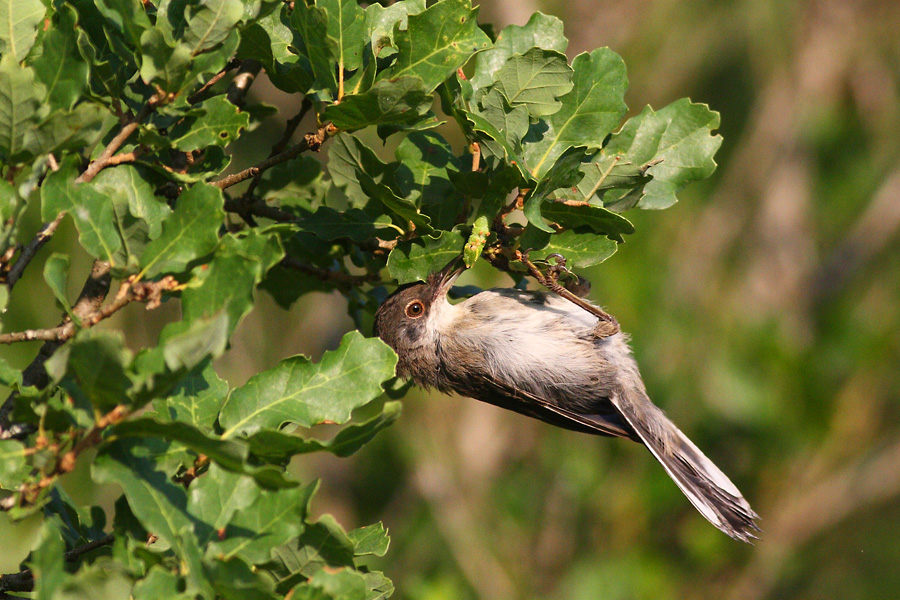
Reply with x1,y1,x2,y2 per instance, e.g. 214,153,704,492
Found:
373,259,760,542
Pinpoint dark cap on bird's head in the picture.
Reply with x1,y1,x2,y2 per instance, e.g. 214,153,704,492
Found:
373,258,465,376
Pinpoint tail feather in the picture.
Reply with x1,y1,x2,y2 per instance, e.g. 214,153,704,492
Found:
610,388,760,542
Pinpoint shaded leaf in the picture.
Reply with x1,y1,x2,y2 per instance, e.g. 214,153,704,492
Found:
320,0,367,73
394,131,464,230
324,76,432,131
30,10,89,111
219,331,397,437
523,145,588,232
387,230,465,284
362,178,433,234
291,0,338,98
518,226,618,268
154,361,228,431
46,329,133,412
0,439,27,488
364,0,426,52
92,437,212,598
43,253,78,323
541,201,635,242
247,400,402,460
327,133,392,207
296,206,392,242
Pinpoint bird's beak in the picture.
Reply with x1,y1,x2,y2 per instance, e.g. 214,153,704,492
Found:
432,256,466,298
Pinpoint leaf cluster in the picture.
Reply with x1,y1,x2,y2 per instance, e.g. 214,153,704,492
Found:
0,0,722,598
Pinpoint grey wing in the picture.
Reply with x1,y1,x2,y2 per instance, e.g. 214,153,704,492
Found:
465,371,639,440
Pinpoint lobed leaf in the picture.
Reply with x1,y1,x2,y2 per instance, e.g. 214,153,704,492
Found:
382,0,491,92
219,331,397,437
524,48,628,179
387,230,466,284
490,47,573,117
0,54,40,162
324,76,432,131
139,183,224,279
0,0,44,61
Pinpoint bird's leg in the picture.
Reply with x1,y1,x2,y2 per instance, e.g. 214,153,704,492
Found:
517,251,620,338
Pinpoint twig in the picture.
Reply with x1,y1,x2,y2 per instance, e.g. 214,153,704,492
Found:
0,261,113,437
226,59,261,107
77,96,161,184
211,124,337,190
280,257,381,286
0,276,177,345
0,533,116,594
187,59,240,105
242,99,313,199
517,251,620,337
4,213,65,290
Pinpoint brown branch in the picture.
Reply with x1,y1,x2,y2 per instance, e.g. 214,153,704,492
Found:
212,124,337,190
0,276,177,345
226,59,261,107
77,96,161,184
242,99,313,200
4,213,65,290
0,531,116,594
187,59,240,105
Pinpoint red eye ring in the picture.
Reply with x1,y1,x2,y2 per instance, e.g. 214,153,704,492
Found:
405,300,425,318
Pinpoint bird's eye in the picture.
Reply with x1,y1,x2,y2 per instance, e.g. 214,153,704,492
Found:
405,300,425,318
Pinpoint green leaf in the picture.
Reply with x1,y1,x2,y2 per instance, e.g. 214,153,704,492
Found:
540,201,635,241
518,226,618,268
184,0,244,56
348,522,390,557
23,102,109,157
320,0,367,73
364,0,426,53
305,567,370,600
207,556,278,600
555,153,655,205
238,7,312,94
324,76,432,131
48,329,134,412
0,0,45,61
387,229,465,284
154,361,228,431
0,439,27,488
524,48,628,179
600,98,723,210
140,27,192,92
43,253,78,324
0,54,40,162
187,464,259,532
362,179,433,234
470,12,568,91
92,164,172,240
92,438,212,598
470,88,529,172
30,13,89,111
93,0,152,48
208,480,317,563
181,230,284,335
523,146,588,232
394,131,464,230
327,133,391,207
133,567,191,600
40,157,123,264
291,0,338,98
219,331,398,437
29,522,69,599
139,183,224,278
491,48,573,117
382,0,491,92
247,400,402,460
296,207,392,242
170,96,250,151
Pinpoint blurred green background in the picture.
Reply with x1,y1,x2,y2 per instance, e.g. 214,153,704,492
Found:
4,0,900,598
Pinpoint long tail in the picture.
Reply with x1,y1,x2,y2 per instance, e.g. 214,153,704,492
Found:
610,386,760,542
